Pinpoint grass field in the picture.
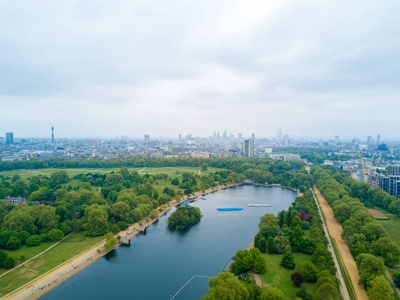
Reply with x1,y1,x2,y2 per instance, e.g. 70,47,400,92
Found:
0,231,105,297
0,166,222,180
259,252,317,298
368,208,389,220
373,207,400,246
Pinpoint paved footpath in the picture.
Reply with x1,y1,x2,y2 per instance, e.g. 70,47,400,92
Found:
313,185,368,300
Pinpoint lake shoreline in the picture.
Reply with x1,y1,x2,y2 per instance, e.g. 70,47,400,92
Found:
3,183,241,300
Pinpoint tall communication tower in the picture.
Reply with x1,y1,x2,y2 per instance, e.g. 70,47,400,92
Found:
51,126,54,143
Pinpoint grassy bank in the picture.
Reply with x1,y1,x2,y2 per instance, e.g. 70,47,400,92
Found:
0,232,105,297
259,252,317,299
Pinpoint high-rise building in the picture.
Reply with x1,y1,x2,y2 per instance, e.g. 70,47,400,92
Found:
6,132,13,145
367,135,372,145
238,133,242,139
244,139,254,158
144,134,150,143
377,134,381,146
51,126,54,143
251,133,255,140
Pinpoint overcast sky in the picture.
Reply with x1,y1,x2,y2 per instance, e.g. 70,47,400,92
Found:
1,1,399,140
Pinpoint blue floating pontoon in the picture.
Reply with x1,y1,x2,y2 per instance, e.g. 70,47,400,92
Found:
180,200,190,206
217,208,243,211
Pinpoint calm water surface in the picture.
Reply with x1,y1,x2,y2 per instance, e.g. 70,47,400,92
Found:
41,186,296,300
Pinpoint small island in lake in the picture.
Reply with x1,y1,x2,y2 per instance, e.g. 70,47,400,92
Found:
168,206,202,229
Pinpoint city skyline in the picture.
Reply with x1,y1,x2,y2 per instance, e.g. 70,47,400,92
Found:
1,1,399,138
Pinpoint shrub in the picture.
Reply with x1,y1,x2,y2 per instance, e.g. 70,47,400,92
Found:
6,236,21,250
111,224,120,234
3,256,15,269
299,261,319,282
393,273,400,288
40,234,47,242
291,272,303,287
118,221,129,230
18,231,31,244
26,235,41,246
47,229,65,241
301,221,310,230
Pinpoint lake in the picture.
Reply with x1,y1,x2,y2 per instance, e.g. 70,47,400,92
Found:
40,185,296,300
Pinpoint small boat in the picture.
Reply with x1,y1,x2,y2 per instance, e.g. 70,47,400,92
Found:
247,204,271,207
217,208,243,211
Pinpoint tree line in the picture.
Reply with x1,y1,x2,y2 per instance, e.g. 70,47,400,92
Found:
312,166,398,299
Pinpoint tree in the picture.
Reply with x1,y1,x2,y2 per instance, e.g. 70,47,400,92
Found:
0,249,7,267
290,225,305,252
299,261,318,282
301,238,316,254
84,204,109,236
291,272,303,287
3,256,15,269
356,253,386,288
367,275,393,300
273,236,291,254
259,214,279,228
171,178,179,185
254,255,266,274
254,233,267,253
26,235,41,246
204,272,249,300
111,224,120,234
267,237,275,254
112,202,131,222
371,237,400,266
315,283,340,300
280,251,295,269
104,233,117,251
259,225,279,241
168,206,202,229
201,163,208,171
263,287,284,300
47,229,64,241
393,273,400,288
301,221,310,230
291,216,302,228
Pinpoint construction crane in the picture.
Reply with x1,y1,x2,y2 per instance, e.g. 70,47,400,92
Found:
360,153,367,183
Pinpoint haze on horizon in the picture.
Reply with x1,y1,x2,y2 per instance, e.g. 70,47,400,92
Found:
0,1,399,140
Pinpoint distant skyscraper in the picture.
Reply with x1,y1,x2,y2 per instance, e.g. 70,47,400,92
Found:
6,132,13,145
238,133,242,139
278,127,282,141
51,126,54,143
367,135,372,145
179,134,182,140
144,134,150,143
244,139,254,158
377,134,380,146
251,133,255,140
222,130,227,139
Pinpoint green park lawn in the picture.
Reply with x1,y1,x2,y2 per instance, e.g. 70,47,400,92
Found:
259,252,317,299
0,166,221,180
373,207,400,246
0,231,105,297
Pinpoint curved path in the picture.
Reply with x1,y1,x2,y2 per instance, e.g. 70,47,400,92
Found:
313,185,368,300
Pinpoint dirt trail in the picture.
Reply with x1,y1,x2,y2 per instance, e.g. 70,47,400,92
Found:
313,186,368,300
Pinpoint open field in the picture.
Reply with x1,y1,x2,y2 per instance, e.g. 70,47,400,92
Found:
259,252,317,298
0,166,221,179
368,208,389,220
374,207,400,246
0,232,105,297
